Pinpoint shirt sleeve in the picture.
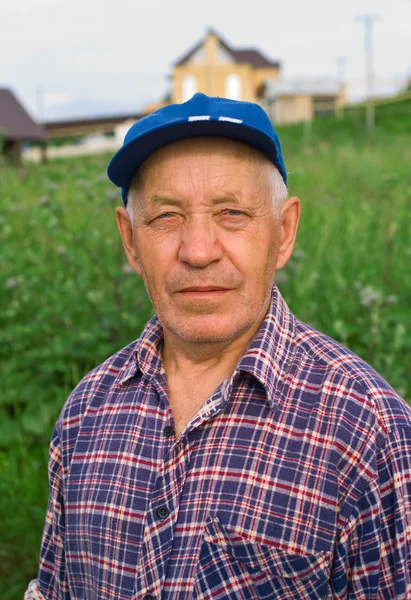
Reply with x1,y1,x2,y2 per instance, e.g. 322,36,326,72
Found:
24,579,47,599
331,426,411,599
25,421,70,600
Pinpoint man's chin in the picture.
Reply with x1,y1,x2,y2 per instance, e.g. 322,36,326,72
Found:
163,316,247,346
171,293,232,315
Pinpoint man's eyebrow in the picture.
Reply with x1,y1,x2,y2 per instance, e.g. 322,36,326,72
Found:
150,194,184,207
212,192,241,205
149,192,242,207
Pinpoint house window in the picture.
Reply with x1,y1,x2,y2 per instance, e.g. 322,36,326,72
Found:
226,74,241,100
313,96,335,118
182,76,197,102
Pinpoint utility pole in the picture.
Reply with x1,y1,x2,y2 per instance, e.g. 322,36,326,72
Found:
335,56,347,119
356,14,379,130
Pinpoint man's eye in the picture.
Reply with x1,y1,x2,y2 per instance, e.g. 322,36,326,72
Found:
222,209,246,217
155,212,175,220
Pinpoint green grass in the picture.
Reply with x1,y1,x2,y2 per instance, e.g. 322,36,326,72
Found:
281,127,411,398
0,446,49,597
1,110,411,597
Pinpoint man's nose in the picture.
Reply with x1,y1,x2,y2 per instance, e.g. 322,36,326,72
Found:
178,216,223,267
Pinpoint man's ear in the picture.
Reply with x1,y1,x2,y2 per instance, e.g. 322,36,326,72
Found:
115,206,143,276
276,196,301,270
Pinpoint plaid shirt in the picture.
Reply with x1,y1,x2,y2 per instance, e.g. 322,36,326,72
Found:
27,286,411,600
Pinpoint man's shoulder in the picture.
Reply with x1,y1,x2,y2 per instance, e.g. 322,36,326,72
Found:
291,318,411,435
58,338,139,426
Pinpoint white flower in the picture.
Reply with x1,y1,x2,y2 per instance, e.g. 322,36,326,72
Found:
358,285,381,307
5,277,18,289
122,263,134,274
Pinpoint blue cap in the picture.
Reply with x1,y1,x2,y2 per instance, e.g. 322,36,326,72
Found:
107,93,287,207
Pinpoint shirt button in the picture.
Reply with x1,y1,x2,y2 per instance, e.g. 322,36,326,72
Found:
156,505,170,520
163,425,175,437
143,595,156,600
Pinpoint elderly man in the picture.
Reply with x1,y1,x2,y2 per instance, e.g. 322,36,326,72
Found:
27,93,411,599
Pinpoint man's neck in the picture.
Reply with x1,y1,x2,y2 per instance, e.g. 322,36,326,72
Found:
161,328,260,438
158,301,271,437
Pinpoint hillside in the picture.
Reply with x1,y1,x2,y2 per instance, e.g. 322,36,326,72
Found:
275,91,411,152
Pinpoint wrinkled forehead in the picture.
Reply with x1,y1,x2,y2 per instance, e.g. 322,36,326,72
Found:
131,136,274,192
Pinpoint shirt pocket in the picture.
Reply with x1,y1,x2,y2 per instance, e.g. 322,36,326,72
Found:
193,516,331,600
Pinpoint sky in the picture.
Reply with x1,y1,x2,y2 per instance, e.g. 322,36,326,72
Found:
1,0,410,122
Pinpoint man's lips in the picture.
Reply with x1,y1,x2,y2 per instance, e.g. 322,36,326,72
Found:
177,286,231,295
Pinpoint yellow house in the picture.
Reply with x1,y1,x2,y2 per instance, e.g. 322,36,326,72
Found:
144,28,346,124
171,28,280,104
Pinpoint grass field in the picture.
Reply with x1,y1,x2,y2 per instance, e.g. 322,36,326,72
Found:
1,109,411,597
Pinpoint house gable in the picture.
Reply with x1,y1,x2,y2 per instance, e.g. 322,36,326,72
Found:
168,29,281,105
186,45,206,64
215,43,235,64
0,88,45,141
183,41,235,65
175,29,279,69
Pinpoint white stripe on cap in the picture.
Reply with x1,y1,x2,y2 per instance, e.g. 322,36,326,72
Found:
188,115,210,121
218,116,243,123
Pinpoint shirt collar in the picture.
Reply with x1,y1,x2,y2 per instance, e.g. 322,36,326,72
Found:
235,285,296,411
119,285,296,410
118,315,164,385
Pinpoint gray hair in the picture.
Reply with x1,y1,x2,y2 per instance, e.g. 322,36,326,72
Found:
126,163,288,221
126,189,135,220
268,166,288,210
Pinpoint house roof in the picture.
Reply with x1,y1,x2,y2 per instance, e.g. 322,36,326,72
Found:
265,78,341,97
0,88,46,141
45,113,144,132
174,29,280,69
230,49,278,69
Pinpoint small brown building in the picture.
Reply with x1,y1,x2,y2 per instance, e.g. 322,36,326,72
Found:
0,88,46,165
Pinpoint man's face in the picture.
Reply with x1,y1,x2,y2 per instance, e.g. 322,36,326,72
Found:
117,137,299,346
